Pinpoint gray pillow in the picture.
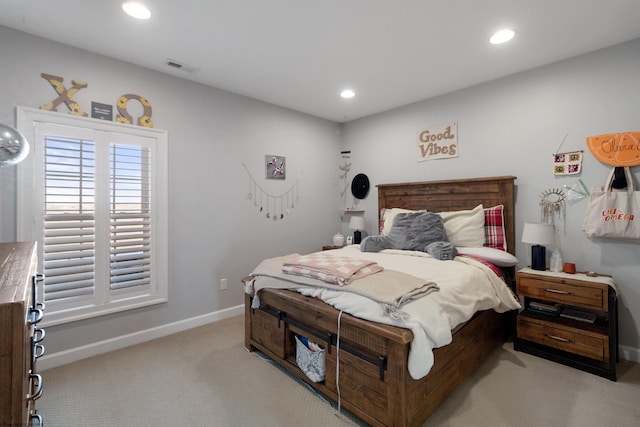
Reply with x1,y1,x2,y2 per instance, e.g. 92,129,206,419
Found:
388,211,447,250
360,234,393,253
361,211,455,260
425,241,457,260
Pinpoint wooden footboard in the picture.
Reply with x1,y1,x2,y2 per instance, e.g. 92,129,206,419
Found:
245,288,506,427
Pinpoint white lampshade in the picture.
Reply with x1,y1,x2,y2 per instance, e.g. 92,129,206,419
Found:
349,216,365,231
521,223,555,245
522,222,555,271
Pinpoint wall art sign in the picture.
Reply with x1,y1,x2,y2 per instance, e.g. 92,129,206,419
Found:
40,73,88,116
91,102,113,121
39,73,154,128
586,132,640,166
116,94,153,128
417,121,458,161
265,155,286,179
553,151,583,175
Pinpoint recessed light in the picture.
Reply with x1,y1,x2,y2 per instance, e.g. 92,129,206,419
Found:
490,29,515,45
122,2,151,20
340,89,356,99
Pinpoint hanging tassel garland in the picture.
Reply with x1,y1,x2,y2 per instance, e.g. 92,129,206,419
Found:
243,163,301,221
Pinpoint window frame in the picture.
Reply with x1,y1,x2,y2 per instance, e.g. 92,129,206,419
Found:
17,106,168,327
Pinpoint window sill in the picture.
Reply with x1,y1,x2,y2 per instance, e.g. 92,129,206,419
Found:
41,294,168,327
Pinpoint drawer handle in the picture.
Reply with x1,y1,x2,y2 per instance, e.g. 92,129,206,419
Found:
30,413,43,427
33,343,46,361
29,373,43,401
542,288,575,296
34,327,46,343
544,333,574,344
31,274,45,311
29,307,44,325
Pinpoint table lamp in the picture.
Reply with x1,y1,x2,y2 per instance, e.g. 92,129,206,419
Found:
521,222,555,271
349,216,366,244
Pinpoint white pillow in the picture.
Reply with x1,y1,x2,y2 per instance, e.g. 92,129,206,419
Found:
438,204,485,247
456,247,519,267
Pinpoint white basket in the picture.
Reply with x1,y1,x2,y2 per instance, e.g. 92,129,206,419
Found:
295,335,325,383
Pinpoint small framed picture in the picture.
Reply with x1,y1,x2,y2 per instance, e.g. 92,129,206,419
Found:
265,155,286,179
91,102,113,121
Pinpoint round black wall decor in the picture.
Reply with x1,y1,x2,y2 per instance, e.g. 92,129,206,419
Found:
351,173,370,199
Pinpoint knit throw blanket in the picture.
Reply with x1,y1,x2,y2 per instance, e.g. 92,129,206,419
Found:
282,253,383,286
252,253,439,319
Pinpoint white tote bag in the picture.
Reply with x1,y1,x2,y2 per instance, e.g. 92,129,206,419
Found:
583,167,640,240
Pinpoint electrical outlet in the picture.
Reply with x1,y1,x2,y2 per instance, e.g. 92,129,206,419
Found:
220,278,228,290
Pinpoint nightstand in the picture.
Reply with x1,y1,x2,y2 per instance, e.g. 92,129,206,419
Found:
514,268,618,381
322,245,343,251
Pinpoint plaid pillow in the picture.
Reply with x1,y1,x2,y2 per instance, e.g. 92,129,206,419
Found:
483,205,507,251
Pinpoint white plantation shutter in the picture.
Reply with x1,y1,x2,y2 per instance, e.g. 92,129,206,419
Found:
17,107,168,326
43,136,96,301
109,144,151,291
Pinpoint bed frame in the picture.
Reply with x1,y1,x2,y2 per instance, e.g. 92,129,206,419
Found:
242,176,516,427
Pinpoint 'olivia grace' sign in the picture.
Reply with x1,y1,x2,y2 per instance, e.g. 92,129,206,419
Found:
586,132,640,166
417,122,458,161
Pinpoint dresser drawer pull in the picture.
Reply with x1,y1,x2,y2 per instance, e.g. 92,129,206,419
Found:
542,288,575,296
33,343,46,361
30,413,43,427
544,333,574,344
30,373,43,400
29,307,44,325
33,327,46,343
31,274,45,311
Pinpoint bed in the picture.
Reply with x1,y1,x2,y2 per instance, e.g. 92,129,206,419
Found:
242,176,518,427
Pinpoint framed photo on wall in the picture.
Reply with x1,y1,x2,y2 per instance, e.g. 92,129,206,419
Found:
265,155,286,179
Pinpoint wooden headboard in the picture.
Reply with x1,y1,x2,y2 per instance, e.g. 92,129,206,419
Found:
377,176,517,256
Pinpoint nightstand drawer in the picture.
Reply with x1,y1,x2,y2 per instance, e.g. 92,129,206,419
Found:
517,316,608,362
517,276,606,311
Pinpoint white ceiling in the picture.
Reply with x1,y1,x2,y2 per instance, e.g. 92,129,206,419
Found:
2,0,640,123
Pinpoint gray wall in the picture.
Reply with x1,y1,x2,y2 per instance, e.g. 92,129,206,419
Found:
2,25,639,361
0,26,344,354
341,38,640,359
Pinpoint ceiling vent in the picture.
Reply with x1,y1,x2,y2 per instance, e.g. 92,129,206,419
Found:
165,59,197,74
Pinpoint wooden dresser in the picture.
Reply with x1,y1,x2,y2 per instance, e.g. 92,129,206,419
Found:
0,242,45,426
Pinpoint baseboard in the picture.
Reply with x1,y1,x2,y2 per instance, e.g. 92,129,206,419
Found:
620,344,640,363
37,305,640,371
39,304,244,371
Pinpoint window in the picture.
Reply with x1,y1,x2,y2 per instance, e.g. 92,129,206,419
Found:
17,107,168,326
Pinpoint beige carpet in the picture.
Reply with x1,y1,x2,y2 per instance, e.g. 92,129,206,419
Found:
38,315,640,427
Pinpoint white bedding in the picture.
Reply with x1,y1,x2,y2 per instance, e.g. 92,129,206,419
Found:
250,245,521,380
